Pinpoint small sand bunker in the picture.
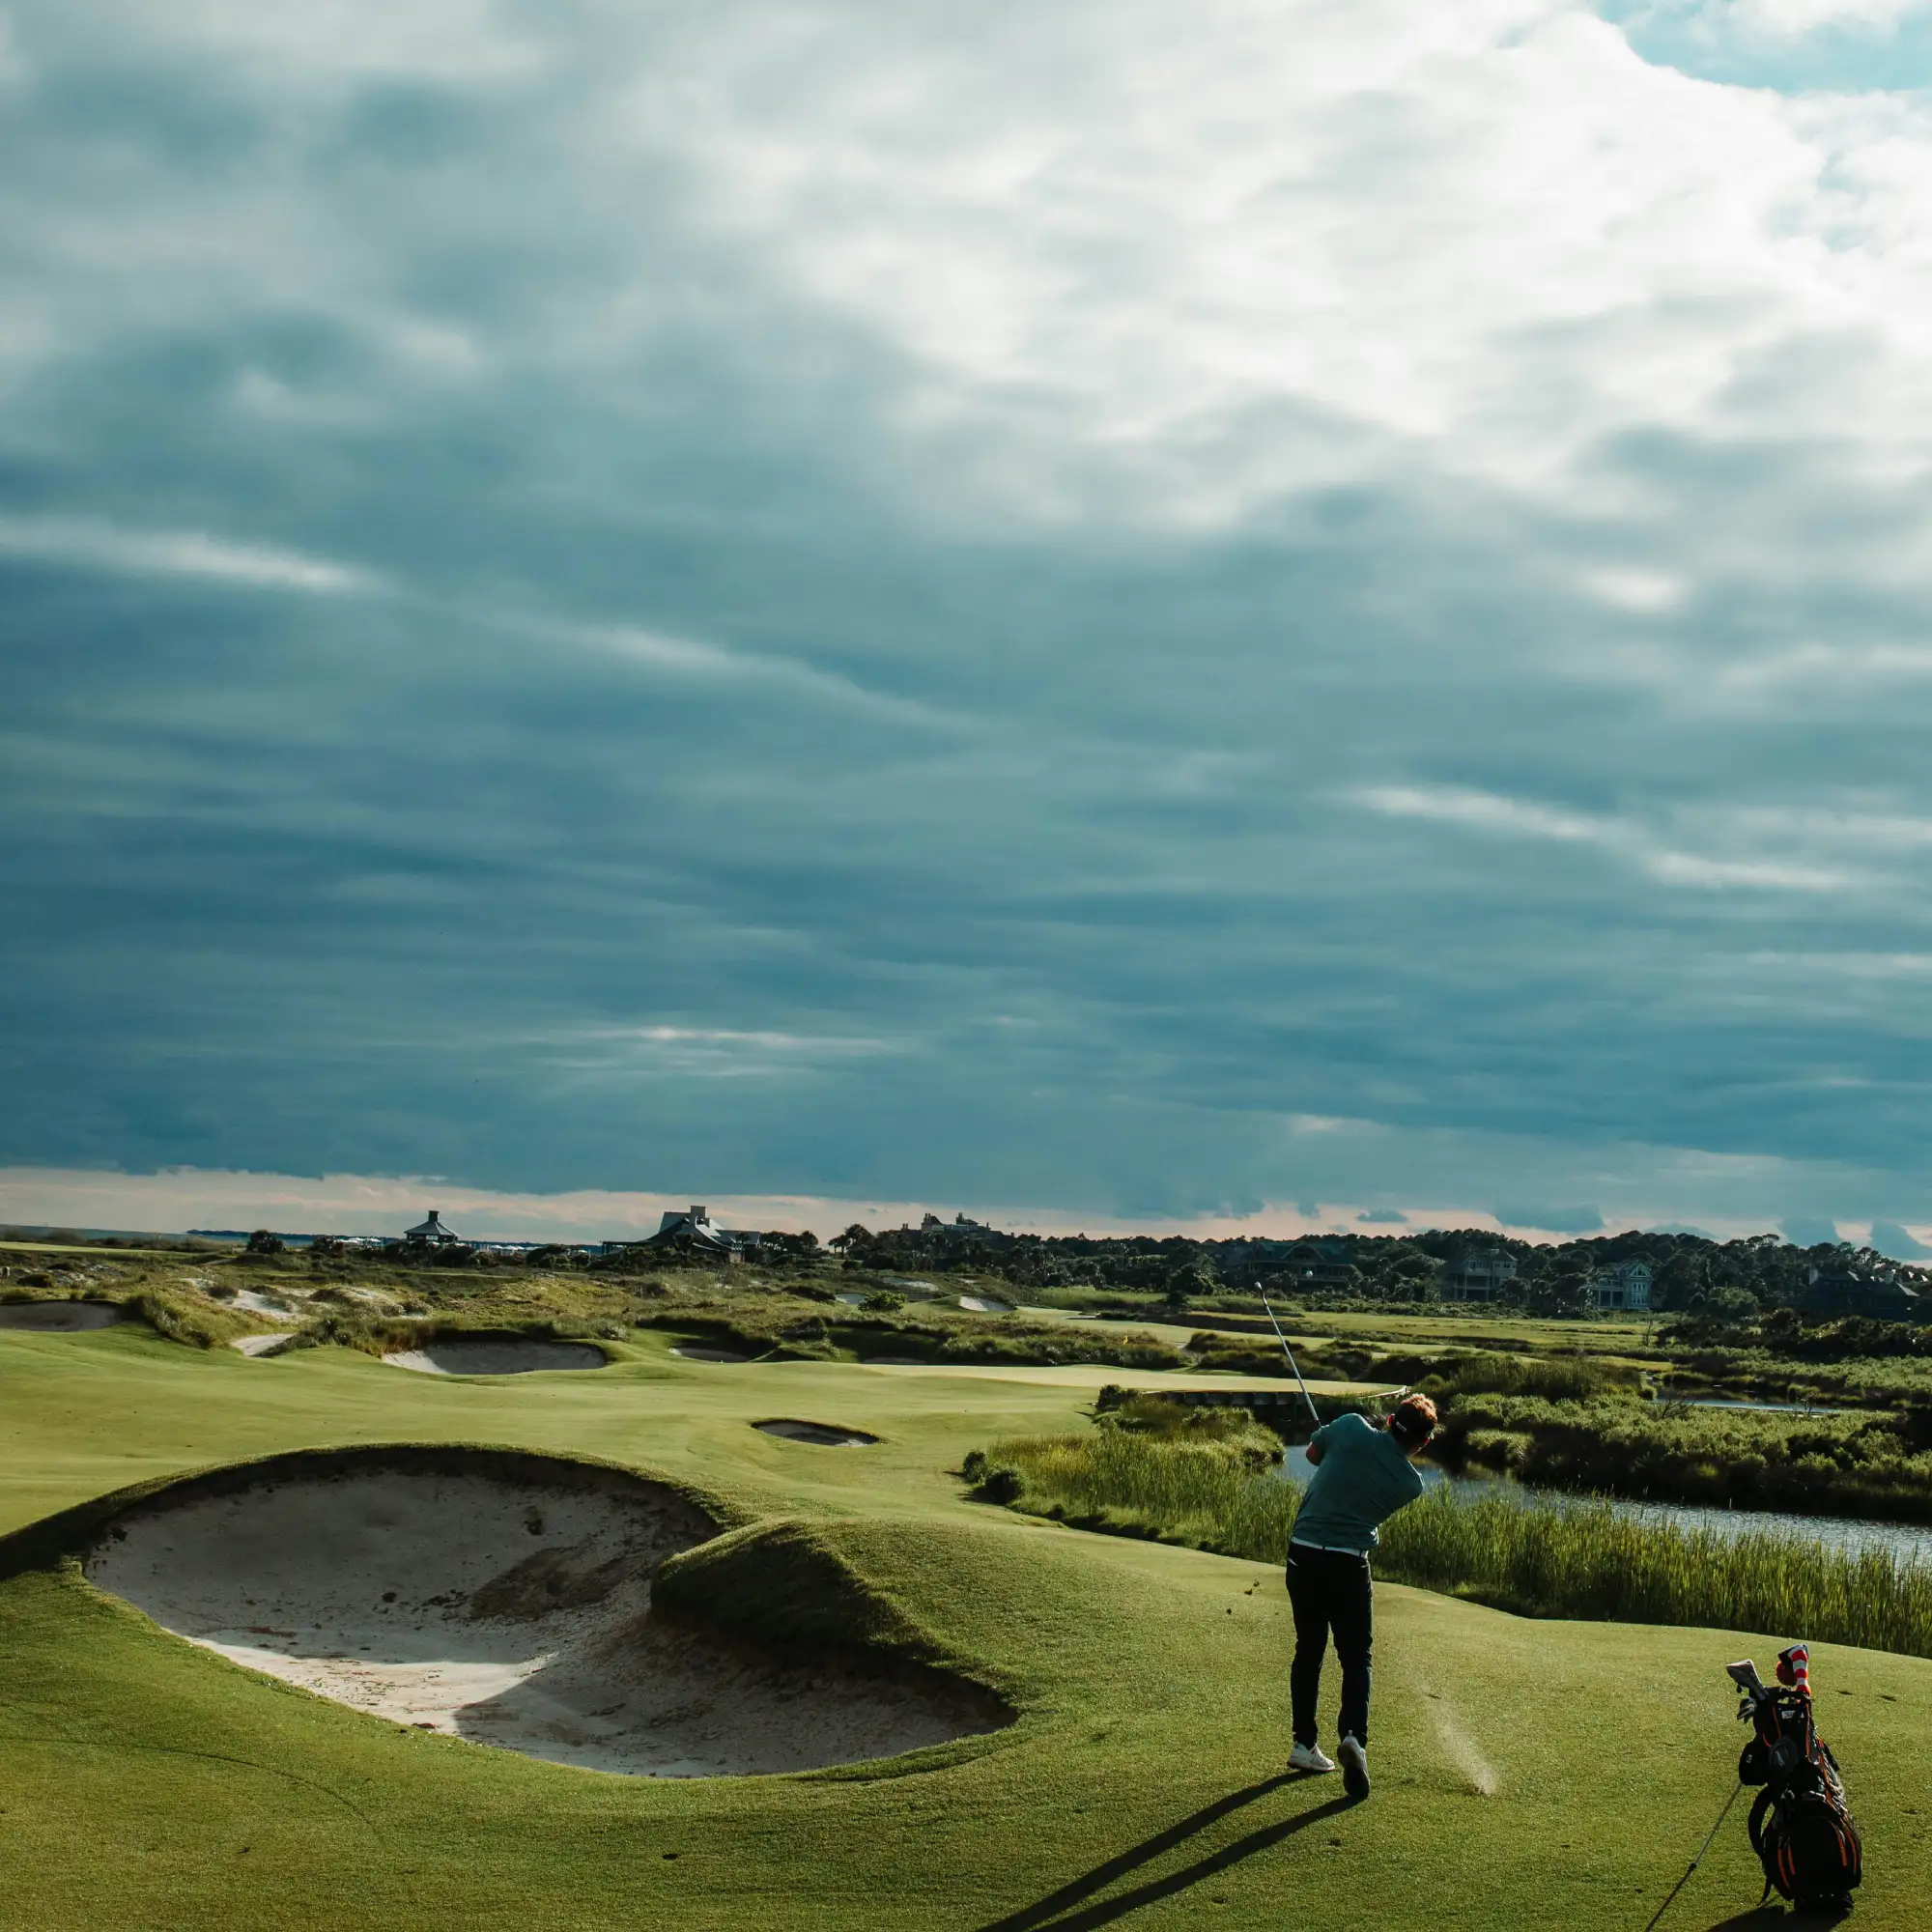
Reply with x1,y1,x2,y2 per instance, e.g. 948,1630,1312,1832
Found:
957,1295,1012,1315
87,1450,1000,1777
672,1345,750,1363
384,1336,608,1376
0,1300,126,1332
753,1419,881,1447
231,1334,293,1358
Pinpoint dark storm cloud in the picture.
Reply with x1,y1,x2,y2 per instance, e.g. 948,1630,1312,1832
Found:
8,0,1932,1234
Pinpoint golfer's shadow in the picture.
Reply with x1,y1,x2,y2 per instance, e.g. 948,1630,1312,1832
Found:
978,1774,1353,1931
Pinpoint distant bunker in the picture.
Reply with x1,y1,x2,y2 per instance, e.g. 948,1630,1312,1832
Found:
85,1448,1004,1777
753,1419,881,1447
0,1300,128,1332
384,1335,609,1376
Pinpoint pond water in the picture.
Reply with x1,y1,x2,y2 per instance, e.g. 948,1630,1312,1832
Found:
1273,1446,1932,1567
1672,1396,1843,1416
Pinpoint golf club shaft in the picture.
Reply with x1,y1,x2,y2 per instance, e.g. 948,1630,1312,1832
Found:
1641,1782,1743,1932
1260,1287,1322,1429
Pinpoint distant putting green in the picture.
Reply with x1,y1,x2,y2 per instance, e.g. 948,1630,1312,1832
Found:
2,1321,1927,1929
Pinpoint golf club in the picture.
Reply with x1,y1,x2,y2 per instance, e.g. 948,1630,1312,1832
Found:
1641,1781,1745,1932
1259,1286,1322,1432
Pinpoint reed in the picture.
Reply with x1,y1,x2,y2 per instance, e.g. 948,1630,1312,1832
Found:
985,1429,1298,1562
986,1431,1932,1660
1378,1487,1932,1659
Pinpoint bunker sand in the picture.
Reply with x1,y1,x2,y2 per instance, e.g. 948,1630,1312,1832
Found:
0,1301,126,1332
384,1338,609,1375
85,1457,1000,1776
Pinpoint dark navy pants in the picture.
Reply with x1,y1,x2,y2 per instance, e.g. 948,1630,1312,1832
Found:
1286,1543,1373,1747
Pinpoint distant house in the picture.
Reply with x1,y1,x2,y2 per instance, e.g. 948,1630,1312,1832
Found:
403,1210,463,1247
895,1211,1015,1251
639,1205,761,1260
1442,1249,1517,1303
1276,1239,1356,1289
1588,1260,1652,1312
1802,1265,1925,1321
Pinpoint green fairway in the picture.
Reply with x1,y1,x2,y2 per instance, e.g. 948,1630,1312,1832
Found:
3,1321,1927,1929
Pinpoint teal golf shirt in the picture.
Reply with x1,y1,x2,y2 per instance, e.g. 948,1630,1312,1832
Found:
1290,1411,1424,1554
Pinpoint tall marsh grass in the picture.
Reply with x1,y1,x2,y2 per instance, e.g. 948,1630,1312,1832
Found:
984,1429,1300,1560
984,1431,1932,1660
1377,1487,1932,1659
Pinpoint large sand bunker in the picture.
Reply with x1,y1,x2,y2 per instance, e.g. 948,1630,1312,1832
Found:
0,1300,126,1332
384,1336,608,1376
85,1450,999,1776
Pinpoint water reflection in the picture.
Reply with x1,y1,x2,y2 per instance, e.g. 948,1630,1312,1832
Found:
1672,1396,1842,1416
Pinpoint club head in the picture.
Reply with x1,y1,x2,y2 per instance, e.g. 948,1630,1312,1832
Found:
1725,1659,1766,1694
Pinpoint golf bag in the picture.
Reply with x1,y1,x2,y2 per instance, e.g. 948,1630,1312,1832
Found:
1732,1647,1861,1910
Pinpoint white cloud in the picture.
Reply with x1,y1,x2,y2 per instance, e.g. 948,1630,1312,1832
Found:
622,0,1932,526
39,0,548,87
0,515,379,593
532,1023,896,1080
1351,783,1860,891
1728,0,1925,32
15,0,1932,544
1584,566,1687,613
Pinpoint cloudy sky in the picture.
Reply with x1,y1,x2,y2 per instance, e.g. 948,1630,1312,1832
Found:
8,0,1932,1245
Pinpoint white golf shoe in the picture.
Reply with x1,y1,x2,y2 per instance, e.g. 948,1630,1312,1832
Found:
1337,1734,1370,1799
1288,1741,1336,1774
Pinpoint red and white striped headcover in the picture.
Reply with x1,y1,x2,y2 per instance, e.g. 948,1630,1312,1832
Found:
1776,1644,1810,1693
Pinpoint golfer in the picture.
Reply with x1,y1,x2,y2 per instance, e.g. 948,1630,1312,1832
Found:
1284,1392,1438,1799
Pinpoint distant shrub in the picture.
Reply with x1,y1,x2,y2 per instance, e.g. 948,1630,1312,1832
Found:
980,1465,1024,1504
1425,1350,1634,1402
1430,1392,1932,1520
